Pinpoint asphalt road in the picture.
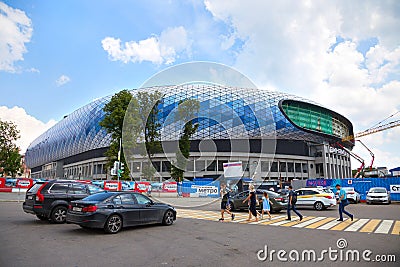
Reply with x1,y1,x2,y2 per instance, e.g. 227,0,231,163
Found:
0,202,399,267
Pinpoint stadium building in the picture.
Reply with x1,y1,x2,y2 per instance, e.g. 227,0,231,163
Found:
25,84,354,181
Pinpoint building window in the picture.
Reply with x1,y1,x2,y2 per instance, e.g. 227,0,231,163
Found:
302,163,308,173
242,161,249,171
152,161,161,172
195,160,205,172
162,161,171,172
279,162,286,172
295,163,301,173
207,160,216,171
271,162,278,172
218,160,227,171
287,162,294,172
261,161,270,172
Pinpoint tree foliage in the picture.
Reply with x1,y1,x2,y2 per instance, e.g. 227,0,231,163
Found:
0,119,22,177
100,90,164,180
100,90,133,180
170,99,200,181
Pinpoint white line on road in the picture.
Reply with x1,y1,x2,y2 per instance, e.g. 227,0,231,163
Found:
292,217,326,228
317,218,347,230
344,219,369,232
375,220,394,234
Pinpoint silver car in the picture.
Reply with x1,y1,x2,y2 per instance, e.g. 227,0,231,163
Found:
366,187,391,204
342,187,360,203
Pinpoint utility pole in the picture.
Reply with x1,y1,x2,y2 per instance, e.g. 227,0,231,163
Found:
117,138,122,183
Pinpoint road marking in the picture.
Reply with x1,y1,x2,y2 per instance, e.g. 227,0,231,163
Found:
317,218,347,230
330,219,355,231
281,216,314,227
359,219,381,233
375,220,394,234
259,216,287,225
305,217,337,229
270,217,303,226
391,221,400,235
292,217,326,228
175,209,399,235
344,219,369,232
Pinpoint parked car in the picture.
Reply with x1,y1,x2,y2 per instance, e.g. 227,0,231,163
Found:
22,180,104,223
341,187,360,203
366,187,391,204
228,190,287,213
66,192,176,234
295,187,336,211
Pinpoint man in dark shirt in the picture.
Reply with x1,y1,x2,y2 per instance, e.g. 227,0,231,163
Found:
287,185,303,221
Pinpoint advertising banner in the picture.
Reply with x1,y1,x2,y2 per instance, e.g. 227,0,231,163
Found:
135,182,150,193
0,177,5,188
162,182,177,193
223,162,243,178
191,185,219,197
390,184,400,193
103,181,121,191
16,178,33,188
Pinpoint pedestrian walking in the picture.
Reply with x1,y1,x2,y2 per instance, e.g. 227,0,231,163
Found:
336,184,354,221
286,185,303,221
219,184,235,221
261,191,272,220
243,184,258,222
147,184,152,197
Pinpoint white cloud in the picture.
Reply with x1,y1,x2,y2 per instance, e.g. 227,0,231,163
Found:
56,75,71,87
0,2,32,72
0,106,57,153
205,0,400,169
101,26,190,65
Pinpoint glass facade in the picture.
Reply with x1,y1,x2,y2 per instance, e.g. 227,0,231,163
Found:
281,100,351,139
25,84,354,170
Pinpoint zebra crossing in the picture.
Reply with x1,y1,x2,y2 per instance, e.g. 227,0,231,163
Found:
176,208,400,235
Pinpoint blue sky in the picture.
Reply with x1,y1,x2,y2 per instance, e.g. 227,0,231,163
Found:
0,0,399,169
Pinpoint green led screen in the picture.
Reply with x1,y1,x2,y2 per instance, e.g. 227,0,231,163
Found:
282,101,333,135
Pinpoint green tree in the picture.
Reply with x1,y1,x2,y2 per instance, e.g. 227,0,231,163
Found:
170,99,200,181
100,90,135,180
0,120,22,177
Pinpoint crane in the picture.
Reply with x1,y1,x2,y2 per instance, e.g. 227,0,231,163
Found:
356,140,374,171
342,119,400,142
336,142,365,178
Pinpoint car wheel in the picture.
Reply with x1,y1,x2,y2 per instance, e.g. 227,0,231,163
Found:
36,214,48,221
162,210,175,226
50,206,67,224
104,214,122,234
314,201,324,211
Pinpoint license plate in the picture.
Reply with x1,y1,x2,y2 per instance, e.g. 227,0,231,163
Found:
73,207,82,212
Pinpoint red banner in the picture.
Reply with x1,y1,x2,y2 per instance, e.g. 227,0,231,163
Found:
0,178,5,188
162,182,177,193
103,181,121,191
135,182,150,193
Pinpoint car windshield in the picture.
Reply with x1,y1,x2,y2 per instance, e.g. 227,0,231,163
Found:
82,192,115,202
370,188,387,193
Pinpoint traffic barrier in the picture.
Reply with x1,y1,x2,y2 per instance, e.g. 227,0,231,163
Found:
306,177,400,201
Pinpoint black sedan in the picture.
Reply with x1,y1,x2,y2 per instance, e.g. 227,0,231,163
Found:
66,192,176,234
228,190,287,213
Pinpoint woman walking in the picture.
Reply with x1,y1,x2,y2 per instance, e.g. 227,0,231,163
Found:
243,184,258,222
